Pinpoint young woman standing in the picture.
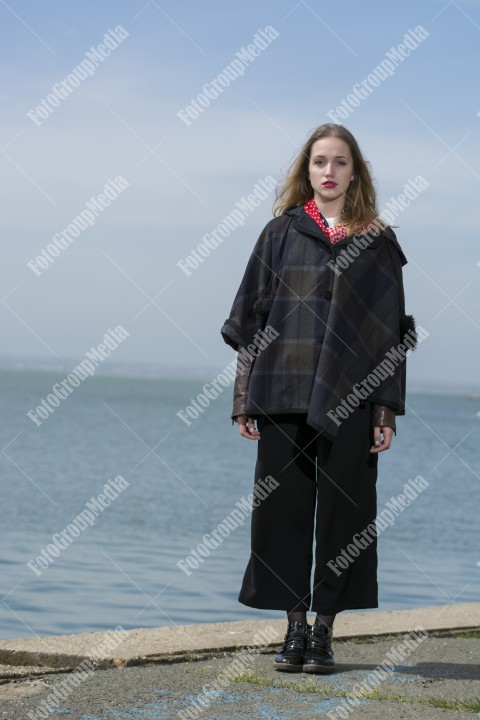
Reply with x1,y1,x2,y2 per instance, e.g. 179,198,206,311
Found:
221,124,415,674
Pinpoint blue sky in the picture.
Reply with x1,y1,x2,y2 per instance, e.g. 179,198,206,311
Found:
1,0,479,389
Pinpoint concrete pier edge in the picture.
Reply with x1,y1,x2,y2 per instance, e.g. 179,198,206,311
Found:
0,602,478,677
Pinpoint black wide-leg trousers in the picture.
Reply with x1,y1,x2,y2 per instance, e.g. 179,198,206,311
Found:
238,401,379,614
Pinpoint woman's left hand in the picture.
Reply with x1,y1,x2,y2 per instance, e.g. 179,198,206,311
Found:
370,426,394,453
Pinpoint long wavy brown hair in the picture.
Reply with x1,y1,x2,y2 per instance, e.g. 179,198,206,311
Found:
273,124,385,235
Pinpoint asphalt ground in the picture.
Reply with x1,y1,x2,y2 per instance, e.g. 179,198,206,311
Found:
1,630,479,720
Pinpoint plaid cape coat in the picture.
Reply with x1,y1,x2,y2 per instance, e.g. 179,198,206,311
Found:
220,205,412,442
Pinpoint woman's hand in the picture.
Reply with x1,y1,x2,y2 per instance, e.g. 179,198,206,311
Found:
370,425,394,453
236,415,261,441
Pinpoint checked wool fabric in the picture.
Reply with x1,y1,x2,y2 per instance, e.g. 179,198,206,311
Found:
221,205,409,441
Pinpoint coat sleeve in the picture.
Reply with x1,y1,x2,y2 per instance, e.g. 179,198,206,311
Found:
220,223,273,351
368,229,409,417
230,349,255,424
371,404,397,434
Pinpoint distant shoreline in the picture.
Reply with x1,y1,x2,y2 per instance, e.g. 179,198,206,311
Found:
0,357,477,396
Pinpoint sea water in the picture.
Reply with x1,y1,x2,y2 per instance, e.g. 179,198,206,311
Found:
1,369,478,638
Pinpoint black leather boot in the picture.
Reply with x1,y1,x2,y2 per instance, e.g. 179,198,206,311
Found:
302,621,335,673
274,621,309,672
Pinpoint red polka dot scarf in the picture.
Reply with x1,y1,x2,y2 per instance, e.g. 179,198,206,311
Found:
304,198,348,244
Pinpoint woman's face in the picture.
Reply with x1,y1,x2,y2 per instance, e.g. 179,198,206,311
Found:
308,136,354,210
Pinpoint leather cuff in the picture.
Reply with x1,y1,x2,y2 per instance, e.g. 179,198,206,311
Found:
371,404,396,434
231,352,254,423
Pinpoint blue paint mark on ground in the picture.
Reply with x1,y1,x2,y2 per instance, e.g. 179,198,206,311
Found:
203,690,246,703
99,687,376,720
255,704,291,718
197,694,371,719
118,709,169,718
66,675,389,720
